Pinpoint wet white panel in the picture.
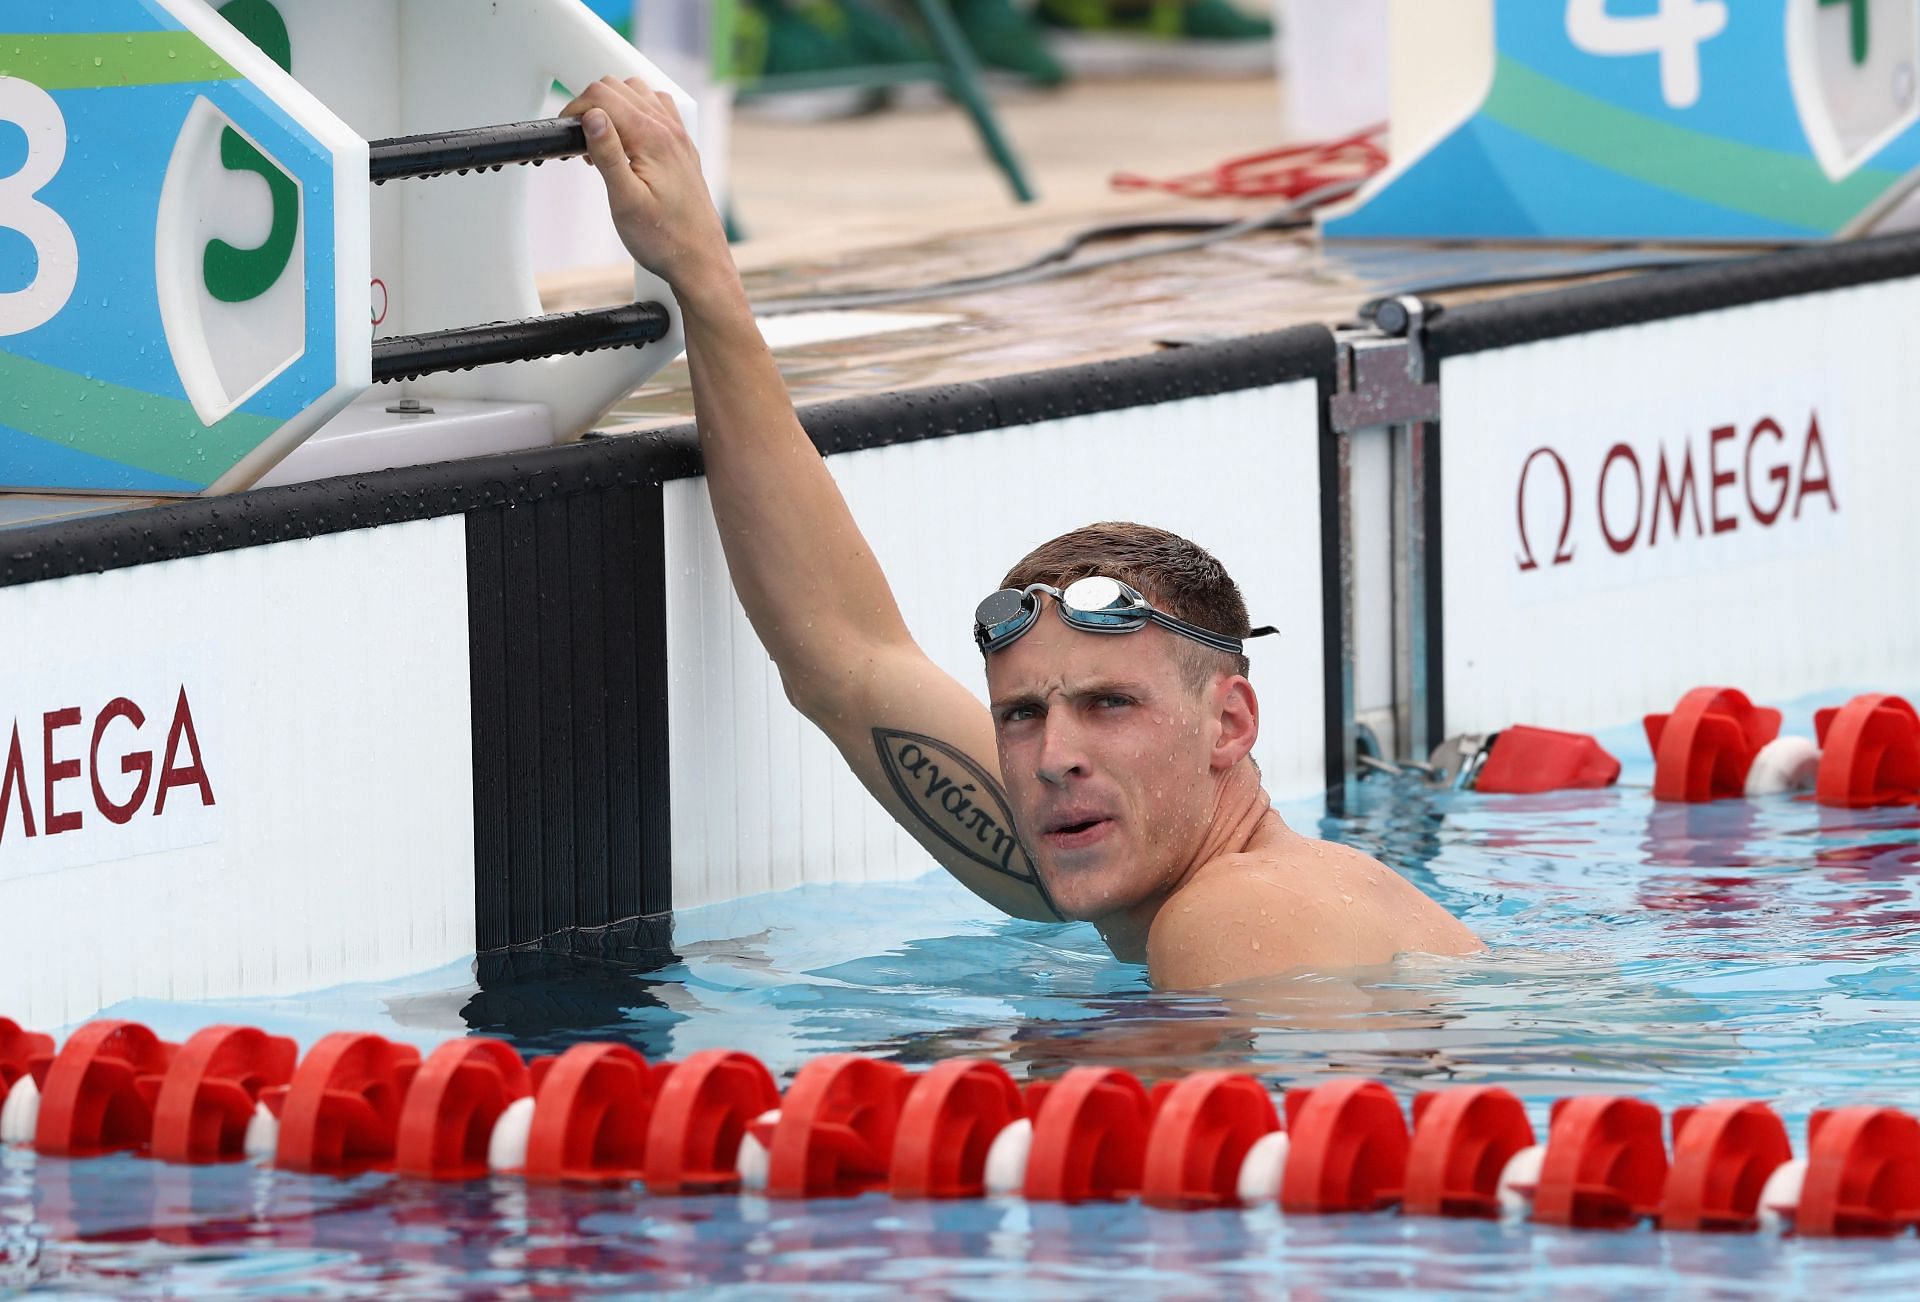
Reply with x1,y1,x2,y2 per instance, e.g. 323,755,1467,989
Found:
1442,277,1920,736
666,382,1327,909
0,517,474,1029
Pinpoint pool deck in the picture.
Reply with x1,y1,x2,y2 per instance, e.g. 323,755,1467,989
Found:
0,69,1755,527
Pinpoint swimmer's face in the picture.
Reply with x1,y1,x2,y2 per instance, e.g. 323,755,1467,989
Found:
986,609,1244,925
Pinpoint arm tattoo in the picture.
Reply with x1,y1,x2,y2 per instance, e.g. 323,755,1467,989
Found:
872,727,1065,921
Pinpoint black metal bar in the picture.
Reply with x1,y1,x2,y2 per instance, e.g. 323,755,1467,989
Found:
371,303,672,384
369,118,588,184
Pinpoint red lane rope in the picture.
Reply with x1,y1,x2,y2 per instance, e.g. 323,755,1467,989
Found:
5,1013,1918,1239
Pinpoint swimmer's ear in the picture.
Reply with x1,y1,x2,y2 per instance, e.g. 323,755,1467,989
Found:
1210,676,1259,770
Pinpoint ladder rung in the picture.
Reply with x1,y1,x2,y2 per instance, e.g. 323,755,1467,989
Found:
369,119,588,184
372,303,671,384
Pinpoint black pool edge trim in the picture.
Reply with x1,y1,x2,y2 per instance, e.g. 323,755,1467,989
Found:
0,325,1335,590
1316,370,1345,805
1422,419,1446,754
1425,227,1920,358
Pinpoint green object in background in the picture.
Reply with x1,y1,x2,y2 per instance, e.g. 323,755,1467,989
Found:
1038,0,1272,41
845,0,932,66
951,0,1066,85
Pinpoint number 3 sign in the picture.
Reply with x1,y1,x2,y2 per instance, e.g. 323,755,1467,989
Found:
0,0,367,495
1327,0,1920,242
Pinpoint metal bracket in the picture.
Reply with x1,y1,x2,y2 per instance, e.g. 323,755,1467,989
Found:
1329,296,1440,433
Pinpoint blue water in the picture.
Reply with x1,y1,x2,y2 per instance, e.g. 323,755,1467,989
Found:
10,693,1920,1296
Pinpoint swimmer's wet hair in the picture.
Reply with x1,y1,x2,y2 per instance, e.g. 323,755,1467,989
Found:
1000,522,1253,688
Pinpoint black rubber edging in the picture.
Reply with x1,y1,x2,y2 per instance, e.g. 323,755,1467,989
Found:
0,324,1335,589
1425,228,1920,358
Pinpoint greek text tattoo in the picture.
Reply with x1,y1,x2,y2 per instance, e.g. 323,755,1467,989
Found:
872,728,1064,920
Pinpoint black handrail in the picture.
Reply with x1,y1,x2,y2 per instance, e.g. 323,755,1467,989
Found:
369,119,589,184
372,303,671,383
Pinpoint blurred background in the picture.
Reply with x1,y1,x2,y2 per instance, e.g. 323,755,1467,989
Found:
560,0,1373,255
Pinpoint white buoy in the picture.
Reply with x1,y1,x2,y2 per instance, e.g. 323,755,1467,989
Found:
1235,1130,1291,1205
984,1118,1034,1197
736,1108,781,1193
1746,737,1821,795
0,1078,40,1148
1496,1144,1546,1218
1757,1158,1807,1233
242,1101,280,1162
488,1096,536,1173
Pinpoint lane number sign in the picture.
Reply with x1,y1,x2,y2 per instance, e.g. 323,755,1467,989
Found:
1329,0,1920,241
0,0,367,495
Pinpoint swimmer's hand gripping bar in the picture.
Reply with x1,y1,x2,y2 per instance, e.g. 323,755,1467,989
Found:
366,118,670,383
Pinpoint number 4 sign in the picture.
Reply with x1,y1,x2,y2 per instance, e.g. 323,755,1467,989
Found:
1566,0,1728,109
1326,0,1920,242
0,0,367,495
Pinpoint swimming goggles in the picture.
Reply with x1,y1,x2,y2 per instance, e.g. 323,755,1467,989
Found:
973,576,1255,656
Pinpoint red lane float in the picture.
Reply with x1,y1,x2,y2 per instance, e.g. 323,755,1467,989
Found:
1473,726,1621,795
1404,1085,1534,1219
1533,1096,1667,1229
1797,1106,1920,1237
269,1032,421,1175
765,1054,911,1199
643,1048,779,1195
0,1017,53,1105
1025,1066,1155,1204
524,1043,661,1184
1280,1078,1408,1214
1814,694,1920,809
1645,687,1782,803
16,1007,1920,1247
890,1058,1024,1199
1661,1100,1793,1233
150,1025,298,1165
394,1037,530,1182
34,1020,179,1158
1140,1071,1279,1210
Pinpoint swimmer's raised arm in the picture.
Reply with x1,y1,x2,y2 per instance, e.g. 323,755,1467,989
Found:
565,79,1060,922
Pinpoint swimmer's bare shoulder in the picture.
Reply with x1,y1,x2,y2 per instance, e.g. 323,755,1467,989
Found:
1146,816,1483,989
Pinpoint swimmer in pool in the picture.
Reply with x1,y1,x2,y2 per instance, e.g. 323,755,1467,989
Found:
565,78,1482,987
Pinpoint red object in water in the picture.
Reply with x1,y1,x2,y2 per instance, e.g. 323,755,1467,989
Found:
1279,1078,1409,1214
1403,1085,1535,1219
1813,694,1920,808
0,1017,53,1107
1532,1096,1668,1229
149,1025,298,1165
1796,1106,1920,1237
1659,1100,1792,1233
34,1020,178,1157
765,1054,911,1199
523,1042,660,1184
643,1049,779,1195
1644,687,1782,802
1021,1080,1053,1120
1024,1066,1155,1204
1139,1070,1279,1210
1473,726,1621,794
270,1031,421,1175
890,1058,1024,1200
394,1038,530,1181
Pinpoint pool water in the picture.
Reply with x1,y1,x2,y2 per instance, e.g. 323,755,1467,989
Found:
9,692,1920,1297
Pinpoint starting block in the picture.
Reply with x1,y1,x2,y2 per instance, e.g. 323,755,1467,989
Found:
0,0,688,497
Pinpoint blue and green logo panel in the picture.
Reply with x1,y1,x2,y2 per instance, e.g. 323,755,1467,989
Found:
1329,0,1920,242
0,0,368,495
